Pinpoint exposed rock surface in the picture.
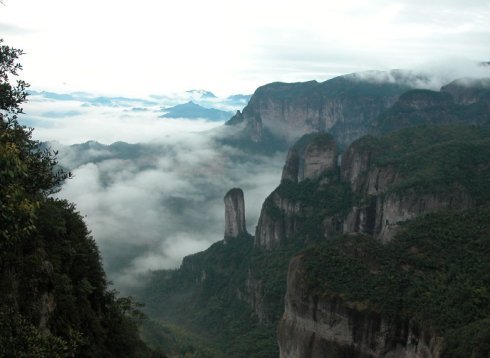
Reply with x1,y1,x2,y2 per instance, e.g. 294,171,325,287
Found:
281,149,300,183
256,134,337,249
227,72,413,147
340,136,476,241
278,255,443,358
224,188,247,239
255,192,304,250
302,136,337,181
257,125,486,249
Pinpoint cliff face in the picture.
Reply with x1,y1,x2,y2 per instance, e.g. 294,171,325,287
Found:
227,72,412,147
255,134,338,250
274,126,490,358
224,188,247,239
256,125,487,250
278,255,443,358
255,192,304,250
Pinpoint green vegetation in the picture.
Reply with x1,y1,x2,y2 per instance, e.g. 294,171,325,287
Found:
376,88,490,133
303,209,490,357
140,123,490,357
352,125,490,201
0,40,161,357
139,234,280,357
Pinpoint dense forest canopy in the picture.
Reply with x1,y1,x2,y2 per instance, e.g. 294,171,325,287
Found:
0,39,162,357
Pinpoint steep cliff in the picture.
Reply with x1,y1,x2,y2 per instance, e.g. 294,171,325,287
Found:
278,209,490,357
227,71,414,148
255,133,342,250
272,125,490,357
340,126,489,242
256,125,490,250
278,254,442,358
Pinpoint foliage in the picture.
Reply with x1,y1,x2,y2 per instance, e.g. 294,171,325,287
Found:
0,39,161,357
138,233,281,357
302,209,490,357
0,39,69,245
375,88,490,133
348,125,490,202
141,319,220,358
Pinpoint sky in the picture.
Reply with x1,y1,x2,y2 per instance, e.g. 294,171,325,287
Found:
1,0,489,96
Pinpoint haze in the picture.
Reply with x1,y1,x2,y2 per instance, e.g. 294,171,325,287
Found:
1,0,489,96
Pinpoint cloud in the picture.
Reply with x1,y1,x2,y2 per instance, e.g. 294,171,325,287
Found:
52,125,284,291
0,22,32,35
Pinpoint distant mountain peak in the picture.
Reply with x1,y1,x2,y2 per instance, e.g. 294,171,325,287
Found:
160,101,233,121
186,89,217,99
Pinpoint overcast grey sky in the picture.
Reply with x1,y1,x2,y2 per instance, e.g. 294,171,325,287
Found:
1,0,489,96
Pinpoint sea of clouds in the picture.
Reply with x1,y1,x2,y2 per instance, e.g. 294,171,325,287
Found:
20,91,283,292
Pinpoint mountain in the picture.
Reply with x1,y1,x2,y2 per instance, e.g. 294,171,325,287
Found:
186,89,218,99
137,120,490,357
159,101,233,121
134,74,490,358
225,70,426,148
226,94,252,103
225,72,490,156
373,83,490,133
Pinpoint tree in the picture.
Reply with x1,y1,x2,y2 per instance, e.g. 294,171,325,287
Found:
0,39,164,357
0,39,68,245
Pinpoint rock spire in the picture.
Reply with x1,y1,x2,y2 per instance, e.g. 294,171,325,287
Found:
224,188,247,239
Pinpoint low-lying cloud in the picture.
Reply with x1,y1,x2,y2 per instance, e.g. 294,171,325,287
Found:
19,90,283,291
45,124,284,291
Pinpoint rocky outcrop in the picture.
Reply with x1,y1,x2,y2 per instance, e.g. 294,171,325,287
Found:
255,193,304,250
278,255,443,358
344,188,475,243
256,134,337,249
340,133,478,242
258,124,486,249
302,136,337,181
224,188,247,239
281,134,338,183
281,149,300,183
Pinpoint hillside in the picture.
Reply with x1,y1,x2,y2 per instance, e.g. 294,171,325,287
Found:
137,124,490,357
0,42,162,357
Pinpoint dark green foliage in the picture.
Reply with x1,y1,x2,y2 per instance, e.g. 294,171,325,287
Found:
302,209,490,357
0,39,160,357
347,125,490,202
375,88,490,133
443,318,490,358
139,234,281,357
141,319,218,357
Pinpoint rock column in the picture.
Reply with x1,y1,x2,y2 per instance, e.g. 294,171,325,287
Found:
224,188,247,239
